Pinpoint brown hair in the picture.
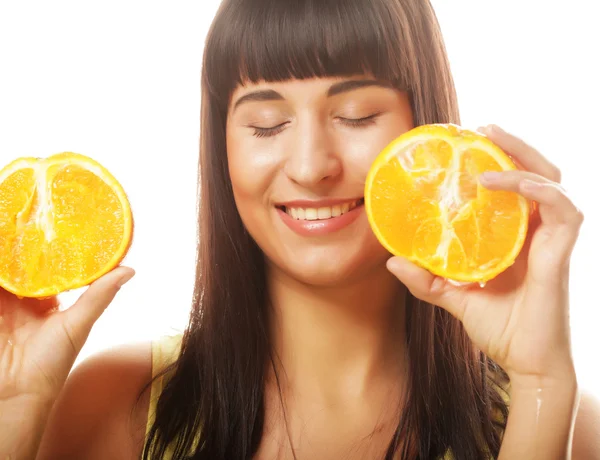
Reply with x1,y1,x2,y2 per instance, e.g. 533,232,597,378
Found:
141,0,508,458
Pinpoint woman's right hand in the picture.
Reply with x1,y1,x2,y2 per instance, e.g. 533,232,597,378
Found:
0,267,134,410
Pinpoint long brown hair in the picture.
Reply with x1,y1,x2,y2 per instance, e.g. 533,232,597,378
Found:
141,0,509,458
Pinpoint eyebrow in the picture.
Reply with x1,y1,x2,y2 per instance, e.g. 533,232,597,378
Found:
232,89,284,112
232,79,394,112
327,79,394,97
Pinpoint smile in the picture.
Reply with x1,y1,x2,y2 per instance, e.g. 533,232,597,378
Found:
280,198,364,221
276,198,364,236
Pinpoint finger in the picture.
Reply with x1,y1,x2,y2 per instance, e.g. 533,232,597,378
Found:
386,256,469,321
38,296,60,312
60,267,135,351
520,180,584,278
0,289,59,316
28,295,60,316
479,170,583,228
479,170,562,192
520,180,584,230
480,170,552,220
477,124,562,182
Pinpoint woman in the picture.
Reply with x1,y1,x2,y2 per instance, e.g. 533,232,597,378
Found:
1,0,599,458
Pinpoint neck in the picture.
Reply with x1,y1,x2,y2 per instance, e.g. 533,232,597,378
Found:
267,264,407,403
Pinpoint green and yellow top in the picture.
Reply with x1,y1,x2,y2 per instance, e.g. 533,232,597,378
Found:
145,334,509,459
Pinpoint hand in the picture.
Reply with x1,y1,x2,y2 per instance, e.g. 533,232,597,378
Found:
0,267,135,406
387,124,583,386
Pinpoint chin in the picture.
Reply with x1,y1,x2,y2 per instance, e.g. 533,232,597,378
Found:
272,246,391,288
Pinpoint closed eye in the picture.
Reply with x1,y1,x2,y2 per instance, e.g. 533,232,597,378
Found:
249,113,381,138
250,122,289,138
338,113,382,128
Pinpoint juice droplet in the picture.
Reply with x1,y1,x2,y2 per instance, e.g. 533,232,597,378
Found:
479,281,486,288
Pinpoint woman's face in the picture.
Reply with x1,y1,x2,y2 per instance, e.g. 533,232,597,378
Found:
226,76,414,286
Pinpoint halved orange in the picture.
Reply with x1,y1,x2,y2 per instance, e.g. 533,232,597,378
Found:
365,124,529,283
0,152,133,298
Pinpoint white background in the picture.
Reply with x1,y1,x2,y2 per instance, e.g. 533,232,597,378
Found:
0,1,598,398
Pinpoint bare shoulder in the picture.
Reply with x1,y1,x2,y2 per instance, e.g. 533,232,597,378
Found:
37,341,153,460
572,390,600,460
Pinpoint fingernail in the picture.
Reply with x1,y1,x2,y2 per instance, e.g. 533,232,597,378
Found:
117,270,135,287
478,124,493,134
386,257,401,272
480,171,502,182
431,277,445,293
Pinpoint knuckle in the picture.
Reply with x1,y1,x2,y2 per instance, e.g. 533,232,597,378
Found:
572,208,585,226
61,318,82,354
549,165,562,183
546,183,564,200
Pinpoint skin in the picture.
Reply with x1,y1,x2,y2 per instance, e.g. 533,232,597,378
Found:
0,76,598,459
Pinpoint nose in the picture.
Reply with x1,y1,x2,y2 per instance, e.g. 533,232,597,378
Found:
283,117,342,188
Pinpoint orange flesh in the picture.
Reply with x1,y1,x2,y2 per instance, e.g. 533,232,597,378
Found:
0,153,132,297
366,124,528,283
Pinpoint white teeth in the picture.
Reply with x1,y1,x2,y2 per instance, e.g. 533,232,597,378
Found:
305,208,318,220
317,207,331,219
282,199,362,221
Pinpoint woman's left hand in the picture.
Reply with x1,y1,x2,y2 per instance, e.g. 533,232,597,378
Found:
387,124,584,387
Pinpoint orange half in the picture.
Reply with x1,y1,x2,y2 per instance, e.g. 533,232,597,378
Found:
365,124,529,283
0,152,133,298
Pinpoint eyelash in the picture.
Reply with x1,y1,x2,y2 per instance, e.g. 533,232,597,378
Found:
252,123,288,138
250,113,381,138
340,113,381,128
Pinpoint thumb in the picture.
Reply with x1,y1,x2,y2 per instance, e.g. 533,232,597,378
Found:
386,257,467,320
60,266,135,351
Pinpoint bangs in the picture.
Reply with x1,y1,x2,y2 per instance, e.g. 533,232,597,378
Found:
203,0,416,106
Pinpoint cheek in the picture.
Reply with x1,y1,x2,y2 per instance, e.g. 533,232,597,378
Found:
227,131,280,203
340,113,414,183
